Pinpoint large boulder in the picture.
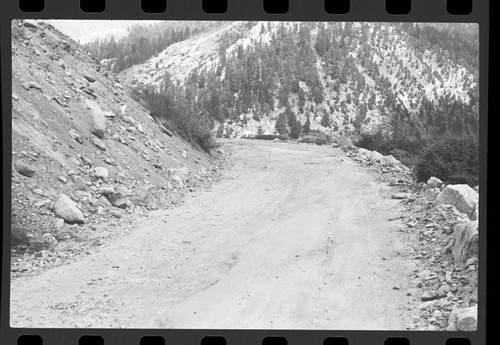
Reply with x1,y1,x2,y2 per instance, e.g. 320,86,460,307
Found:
451,220,478,262
94,167,109,180
172,175,185,189
369,150,384,163
122,115,136,125
23,21,38,29
174,167,191,182
437,184,478,218
447,306,478,331
41,233,58,246
381,155,400,166
92,137,106,151
98,186,115,195
107,192,129,209
98,196,114,208
13,159,35,177
83,99,106,138
53,194,85,224
21,81,43,91
73,176,87,190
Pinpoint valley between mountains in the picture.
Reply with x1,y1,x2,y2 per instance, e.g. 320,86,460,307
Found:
11,140,416,329
8,20,480,332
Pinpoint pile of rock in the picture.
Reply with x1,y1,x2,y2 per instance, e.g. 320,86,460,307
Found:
345,146,480,331
345,147,408,172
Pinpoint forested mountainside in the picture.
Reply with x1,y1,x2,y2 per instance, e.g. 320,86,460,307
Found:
83,21,223,74
114,21,478,142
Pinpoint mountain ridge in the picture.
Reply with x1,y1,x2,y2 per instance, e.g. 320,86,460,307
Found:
116,21,479,141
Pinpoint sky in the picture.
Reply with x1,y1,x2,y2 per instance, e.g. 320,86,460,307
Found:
31,20,161,44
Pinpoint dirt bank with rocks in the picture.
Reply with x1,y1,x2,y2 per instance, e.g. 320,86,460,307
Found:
10,20,222,279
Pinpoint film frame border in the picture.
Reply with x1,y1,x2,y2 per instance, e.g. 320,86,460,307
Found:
1,0,488,344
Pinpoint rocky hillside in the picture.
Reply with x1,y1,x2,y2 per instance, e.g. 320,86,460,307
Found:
117,21,478,140
10,20,223,276
83,21,223,73
343,146,479,331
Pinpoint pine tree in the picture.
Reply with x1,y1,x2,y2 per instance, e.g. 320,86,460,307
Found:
275,113,288,136
288,111,302,139
303,116,311,135
321,112,331,127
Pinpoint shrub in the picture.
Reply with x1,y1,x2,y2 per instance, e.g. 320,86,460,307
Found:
216,124,224,138
355,132,425,166
299,135,328,145
11,222,30,246
414,136,479,186
355,132,387,152
143,90,216,153
253,134,288,141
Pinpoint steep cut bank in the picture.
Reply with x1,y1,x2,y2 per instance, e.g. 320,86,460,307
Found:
10,20,222,277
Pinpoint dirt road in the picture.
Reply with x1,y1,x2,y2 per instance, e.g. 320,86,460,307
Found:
10,140,415,329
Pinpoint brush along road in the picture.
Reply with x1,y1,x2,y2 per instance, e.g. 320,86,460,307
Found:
11,140,415,329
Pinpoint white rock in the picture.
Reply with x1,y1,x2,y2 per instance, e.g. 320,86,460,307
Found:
98,196,113,208
83,99,106,138
109,209,122,218
21,81,43,91
382,155,400,166
426,176,443,188
418,300,438,310
123,115,136,125
447,306,478,331
370,150,384,163
466,257,478,266
98,186,115,195
54,218,65,229
41,233,58,246
175,167,191,181
418,269,432,279
452,221,478,262
94,167,109,180
357,148,372,158
172,175,185,189
432,310,443,319
437,184,478,218
53,194,85,224
103,111,116,117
